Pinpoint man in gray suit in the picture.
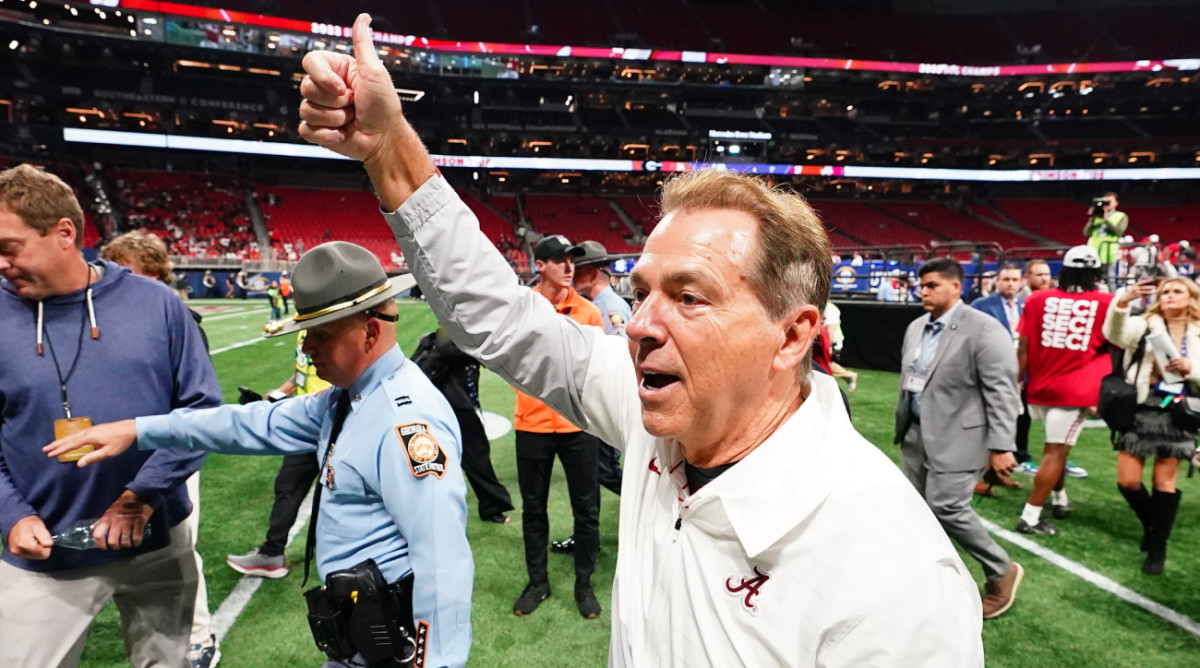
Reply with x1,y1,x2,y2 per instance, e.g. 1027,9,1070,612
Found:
895,258,1024,620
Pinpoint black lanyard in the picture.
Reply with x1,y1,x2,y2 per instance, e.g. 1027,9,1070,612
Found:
43,266,92,419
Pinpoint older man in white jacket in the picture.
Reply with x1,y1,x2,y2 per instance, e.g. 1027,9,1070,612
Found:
295,14,985,666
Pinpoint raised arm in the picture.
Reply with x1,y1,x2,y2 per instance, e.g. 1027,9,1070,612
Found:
298,14,622,433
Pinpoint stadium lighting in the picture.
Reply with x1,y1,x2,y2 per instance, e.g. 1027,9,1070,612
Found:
473,91,480,105
61,128,1200,184
728,144,740,155
143,18,157,25
7,40,17,51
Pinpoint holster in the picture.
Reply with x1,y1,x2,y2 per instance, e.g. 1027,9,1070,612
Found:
305,559,417,666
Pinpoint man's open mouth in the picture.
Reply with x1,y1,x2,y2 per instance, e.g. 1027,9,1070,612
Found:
640,371,680,391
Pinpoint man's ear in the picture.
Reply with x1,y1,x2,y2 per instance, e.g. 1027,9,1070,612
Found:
363,315,382,350
775,303,822,374
55,218,77,249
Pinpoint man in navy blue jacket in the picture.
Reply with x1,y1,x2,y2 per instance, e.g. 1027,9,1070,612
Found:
971,264,1024,338
0,164,220,668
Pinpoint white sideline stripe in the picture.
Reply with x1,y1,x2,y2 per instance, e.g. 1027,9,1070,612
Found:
211,486,315,640
203,308,269,322
210,336,270,356
982,518,1200,637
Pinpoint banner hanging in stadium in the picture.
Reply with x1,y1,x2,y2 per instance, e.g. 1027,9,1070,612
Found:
111,1,1200,77
64,128,1200,183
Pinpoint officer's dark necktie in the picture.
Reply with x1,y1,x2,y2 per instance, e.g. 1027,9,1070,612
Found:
302,390,351,586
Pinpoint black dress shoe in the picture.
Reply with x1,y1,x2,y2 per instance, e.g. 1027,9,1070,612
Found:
551,536,576,554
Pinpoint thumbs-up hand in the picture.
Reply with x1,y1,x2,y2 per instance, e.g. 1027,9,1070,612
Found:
299,14,403,164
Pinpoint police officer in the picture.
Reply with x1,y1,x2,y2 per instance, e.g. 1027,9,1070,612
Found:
47,241,474,668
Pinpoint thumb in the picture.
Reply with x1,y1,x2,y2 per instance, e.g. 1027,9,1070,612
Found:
352,14,382,69
32,520,53,547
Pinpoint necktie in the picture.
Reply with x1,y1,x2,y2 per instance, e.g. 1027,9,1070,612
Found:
924,321,944,336
302,390,351,586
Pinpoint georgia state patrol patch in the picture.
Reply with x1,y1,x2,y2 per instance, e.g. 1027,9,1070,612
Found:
397,423,447,479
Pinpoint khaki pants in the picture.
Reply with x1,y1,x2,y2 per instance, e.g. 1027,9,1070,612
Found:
185,472,212,646
0,522,198,668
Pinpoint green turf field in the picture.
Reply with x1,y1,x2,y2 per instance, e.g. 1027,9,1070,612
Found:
71,298,1200,667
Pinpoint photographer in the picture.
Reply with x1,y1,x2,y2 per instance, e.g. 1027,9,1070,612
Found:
1082,192,1129,289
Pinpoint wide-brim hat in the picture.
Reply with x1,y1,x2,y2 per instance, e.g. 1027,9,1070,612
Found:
263,241,415,338
574,240,612,267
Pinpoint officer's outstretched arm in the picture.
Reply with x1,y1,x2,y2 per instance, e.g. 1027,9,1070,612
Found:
45,394,330,465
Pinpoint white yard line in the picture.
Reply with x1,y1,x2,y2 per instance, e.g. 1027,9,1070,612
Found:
209,336,273,356
203,308,269,323
210,487,314,640
982,517,1200,637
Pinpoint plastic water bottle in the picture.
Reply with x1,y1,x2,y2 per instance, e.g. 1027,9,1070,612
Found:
51,519,151,550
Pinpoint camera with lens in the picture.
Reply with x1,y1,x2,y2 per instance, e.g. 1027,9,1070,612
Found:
1090,198,1107,218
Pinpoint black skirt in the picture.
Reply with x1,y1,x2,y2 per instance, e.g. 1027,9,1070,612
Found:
1116,406,1199,460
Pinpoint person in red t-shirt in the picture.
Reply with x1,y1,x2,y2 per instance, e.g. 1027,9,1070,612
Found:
1015,246,1114,535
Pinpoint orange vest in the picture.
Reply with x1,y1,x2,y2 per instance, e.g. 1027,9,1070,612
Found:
514,287,602,433
279,277,292,297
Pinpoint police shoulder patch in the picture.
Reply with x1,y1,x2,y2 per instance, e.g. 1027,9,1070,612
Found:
396,422,447,479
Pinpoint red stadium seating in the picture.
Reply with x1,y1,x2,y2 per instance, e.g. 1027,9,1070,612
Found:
872,202,1037,249
524,194,640,254
456,190,528,272
1118,205,1200,246
112,169,256,259
611,196,659,235
993,199,1096,246
257,185,525,271
257,185,397,268
810,201,935,247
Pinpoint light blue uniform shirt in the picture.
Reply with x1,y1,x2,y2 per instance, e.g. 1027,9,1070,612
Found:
136,345,472,667
910,300,962,418
592,285,633,339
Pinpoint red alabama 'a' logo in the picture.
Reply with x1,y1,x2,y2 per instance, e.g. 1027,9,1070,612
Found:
725,566,770,614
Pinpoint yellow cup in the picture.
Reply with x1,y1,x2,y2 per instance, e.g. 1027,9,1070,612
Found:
54,417,95,463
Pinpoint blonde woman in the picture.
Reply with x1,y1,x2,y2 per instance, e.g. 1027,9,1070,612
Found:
1103,276,1200,575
